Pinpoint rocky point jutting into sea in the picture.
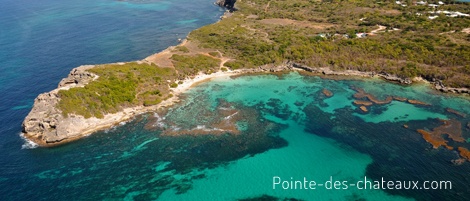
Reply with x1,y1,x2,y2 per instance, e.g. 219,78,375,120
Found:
21,1,237,146
21,64,167,146
21,0,470,147
8,0,470,200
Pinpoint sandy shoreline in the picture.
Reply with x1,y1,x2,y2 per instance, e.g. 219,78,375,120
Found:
149,70,243,113
22,61,470,148
171,70,241,95
21,68,244,148
21,2,470,147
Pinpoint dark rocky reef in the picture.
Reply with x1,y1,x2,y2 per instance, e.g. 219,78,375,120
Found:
216,0,237,10
416,119,465,150
322,88,333,97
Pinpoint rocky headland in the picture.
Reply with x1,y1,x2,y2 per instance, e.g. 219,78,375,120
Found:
22,0,470,147
21,51,469,147
21,64,169,146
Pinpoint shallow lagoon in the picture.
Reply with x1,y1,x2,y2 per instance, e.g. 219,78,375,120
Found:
3,70,470,201
1,0,470,200
155,72,470,200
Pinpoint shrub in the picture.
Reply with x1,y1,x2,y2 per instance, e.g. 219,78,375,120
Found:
58,62,175,118
173,46,190,53
209,51,220,57
171,54,220,76
170,83,178,88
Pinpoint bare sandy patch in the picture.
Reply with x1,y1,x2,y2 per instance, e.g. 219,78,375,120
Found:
144,39,230,69
144,49,174,68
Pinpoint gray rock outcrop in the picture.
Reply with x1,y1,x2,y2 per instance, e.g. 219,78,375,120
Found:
216,0,237,10
22,65,99,146
22,64,169,147
434,81,470,94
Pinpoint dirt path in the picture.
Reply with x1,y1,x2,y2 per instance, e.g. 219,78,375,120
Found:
219,57,231,69
369,25,386,35
242,24,270,42
144,49,175,68
144,40,232,71
265,1,271,12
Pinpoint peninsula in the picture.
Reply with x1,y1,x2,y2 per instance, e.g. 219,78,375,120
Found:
22,0,470,146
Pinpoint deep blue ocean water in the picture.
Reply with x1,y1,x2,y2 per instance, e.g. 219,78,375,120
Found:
0,0,223,199
1,0,470,200
0,0,224,141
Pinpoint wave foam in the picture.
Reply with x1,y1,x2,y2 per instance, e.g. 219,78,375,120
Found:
152,113,166,127
20,133,39,149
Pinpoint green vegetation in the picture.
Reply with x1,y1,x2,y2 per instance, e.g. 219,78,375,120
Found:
191,0,470,87
208,51,220,57
170,83,178,88
171,54,220,77
173,46,190,53
225,60,250,69
58,62,175,118
57,0,470,119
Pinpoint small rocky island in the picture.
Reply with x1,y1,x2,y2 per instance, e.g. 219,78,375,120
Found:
22,0,470,146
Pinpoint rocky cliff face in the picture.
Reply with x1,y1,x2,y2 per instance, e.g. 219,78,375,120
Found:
21,65,98,145
22,64,171,146
216,0,236,10
21,63,469,147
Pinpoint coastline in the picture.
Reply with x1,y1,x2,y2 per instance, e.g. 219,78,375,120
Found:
5,0,470,200
21,53,469,147
21,61,245,147
21,1,470,147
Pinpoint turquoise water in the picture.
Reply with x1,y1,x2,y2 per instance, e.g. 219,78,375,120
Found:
158,121,409,201
0,0,224,200
1,0,470,200
152,73,470,200
4,71,468,200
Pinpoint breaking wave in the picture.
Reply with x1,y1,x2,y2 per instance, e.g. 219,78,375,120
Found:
20,133,38,149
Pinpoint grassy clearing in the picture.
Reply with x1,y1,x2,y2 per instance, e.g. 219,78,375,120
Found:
171,54,221,77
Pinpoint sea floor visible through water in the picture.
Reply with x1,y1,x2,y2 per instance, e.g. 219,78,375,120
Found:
7,72,470,200
2,0,470,200
153,72,470,201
